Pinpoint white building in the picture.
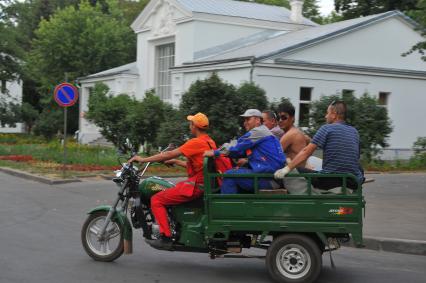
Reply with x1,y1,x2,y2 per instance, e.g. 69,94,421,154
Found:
79,0,426,159
0,78,24,133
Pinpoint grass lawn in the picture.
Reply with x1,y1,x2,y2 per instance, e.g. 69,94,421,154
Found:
0,136,186,179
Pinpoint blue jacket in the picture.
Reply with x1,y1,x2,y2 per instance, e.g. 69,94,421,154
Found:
218,125,286,173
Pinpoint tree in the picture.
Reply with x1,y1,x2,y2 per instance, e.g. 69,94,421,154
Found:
236,82,269,112
302,0,323,24
404,0,426,61
28,0,135,91
335,0,418,20
128,90,171,147
179,73,243,145
156,108,189,148
0,1,24,82
307,93,393,161
238,0,325,23
86,84,170,152
33,108,63,139
20,102,39,133
86,83,135,152
25,0,136,135
0,100,21,128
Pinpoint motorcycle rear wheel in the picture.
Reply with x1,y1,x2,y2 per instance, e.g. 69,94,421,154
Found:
81,211,124,262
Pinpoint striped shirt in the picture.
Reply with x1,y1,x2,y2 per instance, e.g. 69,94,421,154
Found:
311,122,363,182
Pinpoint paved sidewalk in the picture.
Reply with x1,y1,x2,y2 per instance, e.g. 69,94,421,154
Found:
352,173,426,255
362,173,426,241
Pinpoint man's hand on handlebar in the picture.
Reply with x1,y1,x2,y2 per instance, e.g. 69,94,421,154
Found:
127,155,145,164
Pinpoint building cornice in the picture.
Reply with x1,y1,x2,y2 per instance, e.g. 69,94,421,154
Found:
171,59,253,73
268,59,426,79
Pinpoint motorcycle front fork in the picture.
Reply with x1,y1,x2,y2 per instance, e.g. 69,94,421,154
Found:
98,180,128,240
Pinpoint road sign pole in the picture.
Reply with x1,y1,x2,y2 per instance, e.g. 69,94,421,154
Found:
53,81,78,178
63,107,68,178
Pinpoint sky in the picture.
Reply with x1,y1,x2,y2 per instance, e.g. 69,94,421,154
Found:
317,0,335,16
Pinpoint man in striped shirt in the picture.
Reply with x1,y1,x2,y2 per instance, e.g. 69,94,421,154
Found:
274,101,364,190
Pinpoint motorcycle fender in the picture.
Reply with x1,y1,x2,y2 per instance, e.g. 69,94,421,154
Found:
88,205,133,242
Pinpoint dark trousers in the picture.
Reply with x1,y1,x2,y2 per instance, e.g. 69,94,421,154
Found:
297,167,360,190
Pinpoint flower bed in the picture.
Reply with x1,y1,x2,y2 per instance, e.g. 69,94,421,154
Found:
0,155,34,162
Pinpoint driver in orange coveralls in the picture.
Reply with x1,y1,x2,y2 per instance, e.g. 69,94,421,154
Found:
128,113,216,250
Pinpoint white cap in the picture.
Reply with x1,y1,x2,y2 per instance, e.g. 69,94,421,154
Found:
240,109,262,118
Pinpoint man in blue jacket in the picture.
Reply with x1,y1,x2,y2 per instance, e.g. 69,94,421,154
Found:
205,109,286,194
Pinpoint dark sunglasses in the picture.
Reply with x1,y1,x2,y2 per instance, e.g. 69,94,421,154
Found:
278,114,289,121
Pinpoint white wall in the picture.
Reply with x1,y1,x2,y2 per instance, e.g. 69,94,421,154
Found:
284,17,426,71
0,79,24,133
252,65,426,150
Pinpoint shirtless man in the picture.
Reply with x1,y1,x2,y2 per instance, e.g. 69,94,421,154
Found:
277,103,310,166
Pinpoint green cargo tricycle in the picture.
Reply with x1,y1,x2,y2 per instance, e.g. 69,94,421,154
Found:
81,157,365,283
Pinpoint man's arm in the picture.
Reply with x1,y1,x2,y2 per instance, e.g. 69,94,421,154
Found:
274,143,317,179
280,132,293,152
287,143,317,170
128,148,182,163
164,159,187,168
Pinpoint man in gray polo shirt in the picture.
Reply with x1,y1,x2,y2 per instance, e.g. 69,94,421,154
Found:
274,101,364,190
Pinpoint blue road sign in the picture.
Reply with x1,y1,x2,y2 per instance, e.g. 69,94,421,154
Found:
54,83,79,107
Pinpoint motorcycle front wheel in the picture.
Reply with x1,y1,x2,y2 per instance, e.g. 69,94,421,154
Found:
81,210,124,262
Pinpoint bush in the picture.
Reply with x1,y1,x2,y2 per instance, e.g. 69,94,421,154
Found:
178,73,269,145
86,84,170,153
307,93,393,161
33,109,63,139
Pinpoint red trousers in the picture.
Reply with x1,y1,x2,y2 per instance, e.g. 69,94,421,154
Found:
150,180,203,237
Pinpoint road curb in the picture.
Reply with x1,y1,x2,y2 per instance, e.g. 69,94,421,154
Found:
344,236,426,256
0,167,81,185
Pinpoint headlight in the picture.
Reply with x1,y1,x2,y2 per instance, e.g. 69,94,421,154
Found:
114,170,122,178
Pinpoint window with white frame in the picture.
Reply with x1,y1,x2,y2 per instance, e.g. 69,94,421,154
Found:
155,43,175,100
378,92,390,106
299,87,312,127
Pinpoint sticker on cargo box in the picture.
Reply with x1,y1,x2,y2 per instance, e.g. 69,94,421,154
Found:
329,207,354,215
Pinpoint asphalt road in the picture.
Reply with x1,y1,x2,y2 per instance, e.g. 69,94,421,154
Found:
0,172,425,283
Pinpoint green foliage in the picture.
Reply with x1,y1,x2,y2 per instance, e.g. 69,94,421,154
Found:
236,81,269,111
335,0,418,20
0,133,46,144
238,0,325,23
320,11,345,24
0,2,24,82
161,74,270,146
86,83,137,152
410,137,426,168
270,97,293,113
128,90,171,147
180,73,241,145
87,84,170,153
20,102,39,133
33,108,63,139
307,93,393,161
156,108,189,148
404,0,426,61
0,141,119,166
27,0,135,92
0,99,21,127
302,0,323,24
413,137,426,153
